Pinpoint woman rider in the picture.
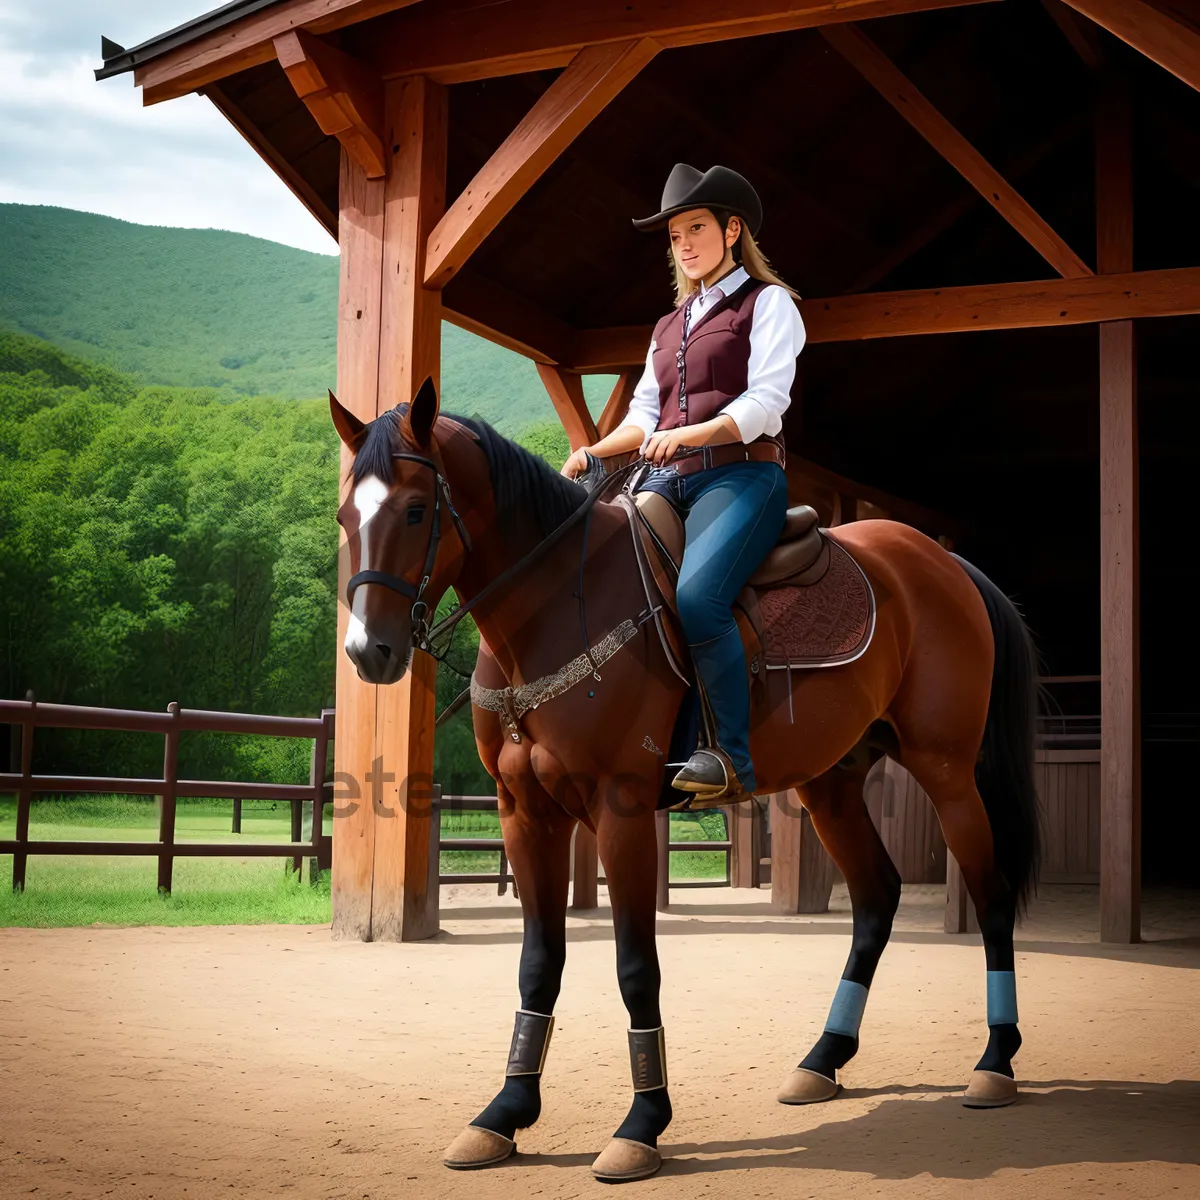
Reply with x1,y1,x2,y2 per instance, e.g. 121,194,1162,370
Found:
563,163,805,802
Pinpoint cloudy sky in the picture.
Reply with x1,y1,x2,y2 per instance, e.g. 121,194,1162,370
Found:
0,2,338,254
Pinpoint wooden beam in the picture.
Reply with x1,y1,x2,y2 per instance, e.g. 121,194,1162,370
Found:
135,0,422,106
203,83,337,239
363,0,1000,86
424,38,659,289
275,30,385,179
821,23,1093,279
1041,0,1107,69
1096,67,1140,945
570,266,1200,362
536,364,599,450
771,789,835,914
1063,0,1200,93
596,369,641,439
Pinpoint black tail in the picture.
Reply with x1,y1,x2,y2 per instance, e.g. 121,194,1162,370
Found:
952,554,1043,913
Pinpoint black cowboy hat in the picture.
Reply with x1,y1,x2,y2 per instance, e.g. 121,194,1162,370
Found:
632,163,762,237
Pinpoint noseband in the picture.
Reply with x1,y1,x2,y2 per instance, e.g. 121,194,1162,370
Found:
345,452,473,649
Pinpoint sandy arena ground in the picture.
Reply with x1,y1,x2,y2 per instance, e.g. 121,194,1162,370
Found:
1,882,1197,1200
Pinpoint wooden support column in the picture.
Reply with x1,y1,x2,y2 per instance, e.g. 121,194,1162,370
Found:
536,363,600,450
1097,67,1140,944
945,853,980,933
730,799,763,889
655,809,671,912
332,73,447,942
596,369,641,439
771,789,835,913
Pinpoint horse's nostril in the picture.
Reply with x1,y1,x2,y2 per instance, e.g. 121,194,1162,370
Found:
376,644,392,661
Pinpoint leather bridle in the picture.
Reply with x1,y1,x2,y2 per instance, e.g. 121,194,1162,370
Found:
345,452,473,650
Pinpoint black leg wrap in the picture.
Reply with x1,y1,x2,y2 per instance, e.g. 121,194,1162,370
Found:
470,1010,554,1140
975,1023,1022,1078
612,1026,673,1148
799,1031,858,1081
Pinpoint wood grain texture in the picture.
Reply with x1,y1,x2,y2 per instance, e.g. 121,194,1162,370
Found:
1063,0,1200,93
1096,66,1140,945
770,789,835,914
443,271,575,364
536,364,600,450
730,800,763,889
135,0,422,105
424,39,659,289
1041,0,1107,68
275,29,385,178
362,0,998,85
656,809,670,912
332,149,384,941
821,23,1092,279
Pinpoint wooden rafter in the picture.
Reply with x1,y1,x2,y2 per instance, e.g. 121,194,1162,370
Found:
1040,0,1107,69
136,0,422,105
444,271,575,364
536,365,599,450
821,23,1093,279
1062,0,1200,93
568,266,1200,365
424,38,660,290
202,83,337,237
596,370,641,439
361,0,1000,85
275,31,385,179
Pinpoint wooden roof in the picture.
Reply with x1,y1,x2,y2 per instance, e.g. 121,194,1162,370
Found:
98,0,1200,677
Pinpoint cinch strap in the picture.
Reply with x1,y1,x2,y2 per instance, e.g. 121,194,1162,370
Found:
824,978,869,1038
986,971,1018,1027
628,1026,668,1092
505,1009,555,1076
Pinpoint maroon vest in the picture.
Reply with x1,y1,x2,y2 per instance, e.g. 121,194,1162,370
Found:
650,278,783,452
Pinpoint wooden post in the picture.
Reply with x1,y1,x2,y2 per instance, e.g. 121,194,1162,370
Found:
730,799,762,888
231,798,242,834
11,692,34,893
332,72,447,942
945,853,980,934
571,823,598,909
308,709,333,884
655,809,670,912
771,788,835,914
157,702,180,895
1097,67,1140,943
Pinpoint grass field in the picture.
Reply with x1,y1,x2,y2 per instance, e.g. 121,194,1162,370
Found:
0,797,729,928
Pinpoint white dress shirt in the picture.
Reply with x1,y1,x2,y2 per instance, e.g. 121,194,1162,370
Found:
622,264,807,445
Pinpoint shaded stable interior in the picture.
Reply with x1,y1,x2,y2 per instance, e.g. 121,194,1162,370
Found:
96,0,1200,939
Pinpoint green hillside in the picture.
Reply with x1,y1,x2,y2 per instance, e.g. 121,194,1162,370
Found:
0,204,614,434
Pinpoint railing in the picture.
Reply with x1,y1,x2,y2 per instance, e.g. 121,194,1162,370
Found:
0,697,333,894
2,697,735,899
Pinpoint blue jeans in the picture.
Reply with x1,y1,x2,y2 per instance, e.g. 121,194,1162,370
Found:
636,460,789,791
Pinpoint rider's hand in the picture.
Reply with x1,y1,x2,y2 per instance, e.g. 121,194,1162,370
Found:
642,428,694,465
561,447,591,479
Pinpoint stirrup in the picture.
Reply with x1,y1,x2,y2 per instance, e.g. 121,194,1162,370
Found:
668,747,754,810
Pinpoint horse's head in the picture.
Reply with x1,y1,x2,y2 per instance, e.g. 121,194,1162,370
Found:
331,376,469,685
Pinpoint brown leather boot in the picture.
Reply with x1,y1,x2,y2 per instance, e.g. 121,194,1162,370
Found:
668,747,754,810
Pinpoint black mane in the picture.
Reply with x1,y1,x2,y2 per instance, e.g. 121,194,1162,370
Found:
348,406,586,540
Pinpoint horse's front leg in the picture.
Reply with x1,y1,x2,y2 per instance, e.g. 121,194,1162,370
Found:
443,779,574,1170
589,781,672,1183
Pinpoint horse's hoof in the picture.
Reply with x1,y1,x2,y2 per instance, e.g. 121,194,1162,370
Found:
962,1069,1019,1108
442,1124,516,1169
591,1137,663,1182
777,1067,840,1105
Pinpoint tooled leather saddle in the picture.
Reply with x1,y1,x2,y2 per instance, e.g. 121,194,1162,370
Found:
615,489,876,687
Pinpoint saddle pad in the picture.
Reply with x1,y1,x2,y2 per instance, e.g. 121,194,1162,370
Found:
758,538,875,669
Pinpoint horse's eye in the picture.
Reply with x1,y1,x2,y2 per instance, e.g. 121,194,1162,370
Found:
407,506,426,526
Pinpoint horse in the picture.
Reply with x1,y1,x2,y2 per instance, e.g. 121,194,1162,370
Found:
330,377,1041,1183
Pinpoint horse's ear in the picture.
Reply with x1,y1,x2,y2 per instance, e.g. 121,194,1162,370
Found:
403,375,440,448
329,390,366,449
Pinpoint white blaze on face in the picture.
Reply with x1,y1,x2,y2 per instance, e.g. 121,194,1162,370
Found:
344,474,390,655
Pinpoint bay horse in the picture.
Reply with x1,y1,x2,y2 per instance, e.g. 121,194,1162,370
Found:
331,378,1041,1183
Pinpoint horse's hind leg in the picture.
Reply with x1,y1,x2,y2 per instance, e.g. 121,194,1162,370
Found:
443,780,575,1169
778,768,902,1104
901,750,1022,1108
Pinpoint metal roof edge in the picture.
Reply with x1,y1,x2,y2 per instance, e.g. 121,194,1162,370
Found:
94,0,288,81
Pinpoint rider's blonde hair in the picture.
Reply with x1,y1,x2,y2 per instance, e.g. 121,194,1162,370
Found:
670,209,800,306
